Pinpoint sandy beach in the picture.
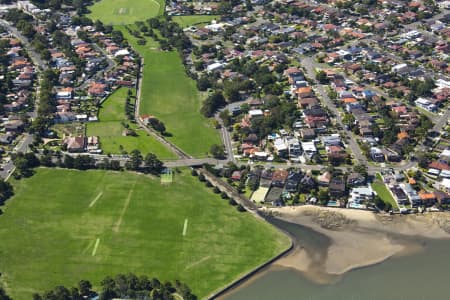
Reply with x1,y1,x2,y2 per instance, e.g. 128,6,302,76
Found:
263,206,450,280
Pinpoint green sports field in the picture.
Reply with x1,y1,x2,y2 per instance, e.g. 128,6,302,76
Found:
0,168,290,299
118,26,221,157
88,0,165,25
86,88,176,159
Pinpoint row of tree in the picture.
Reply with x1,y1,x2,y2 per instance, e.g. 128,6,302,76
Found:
0,179,13,212
32,273,196,300
31,69,59,137
192,168,246,212
11,148,164,179
124,89,135,121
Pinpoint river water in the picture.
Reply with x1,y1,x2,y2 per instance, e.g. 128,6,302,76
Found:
223,218,450,300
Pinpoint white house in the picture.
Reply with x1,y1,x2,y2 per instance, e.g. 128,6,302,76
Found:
56,91,73,100
248,109,263,118
391,63,408,73
206,62,224,72
301,141,316,159
415,98,437,112
348,186,374,208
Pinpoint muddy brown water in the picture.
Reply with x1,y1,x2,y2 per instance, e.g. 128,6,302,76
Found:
221,217,450,300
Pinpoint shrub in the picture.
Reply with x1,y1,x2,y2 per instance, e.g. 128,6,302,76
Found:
236,204,246,212
229,198,237,206
213,186,221,194
220,192,228,199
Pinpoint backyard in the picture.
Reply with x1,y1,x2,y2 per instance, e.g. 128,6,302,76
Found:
0,168,290,299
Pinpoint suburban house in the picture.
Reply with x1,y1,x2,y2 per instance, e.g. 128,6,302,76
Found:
64,136,86,152
329,177,346,198
348,186,374,208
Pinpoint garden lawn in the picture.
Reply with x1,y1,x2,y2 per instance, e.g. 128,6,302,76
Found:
88,0,165,25
117,26,221,157
0,168,290,299
371,180,399,210
172,15,219,28
86,88,176,159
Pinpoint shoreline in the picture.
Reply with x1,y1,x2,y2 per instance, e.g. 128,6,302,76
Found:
216,205,450,299
266,206,450,278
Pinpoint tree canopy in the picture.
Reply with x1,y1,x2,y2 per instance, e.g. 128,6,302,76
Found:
32,274,196,300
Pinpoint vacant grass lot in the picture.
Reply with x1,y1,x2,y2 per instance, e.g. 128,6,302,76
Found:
117,26,220,157
0,168,289,299
372,179,399,210
172,15,218,28
88,0,165,25
86,88,176,159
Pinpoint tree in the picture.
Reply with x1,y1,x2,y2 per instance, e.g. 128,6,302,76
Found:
111,30,124,44
315,70,328,83
201,92,226,117
353,164,368,179
198,174,206,182
148,118,166,135
144,153,163,174
236,204,246,212
13,152,39,177
318,189,330,205
417,151,431,169
0,180,13,206
94,20,105,32
126,150,143,171
342,113,355,126
210,144,225,159
73,156,95,170
78,280,92,297
196,75,211,91
223,80,241,102
64,155,75,169
219,109,232,127
40,153,54,167
110,160,121,171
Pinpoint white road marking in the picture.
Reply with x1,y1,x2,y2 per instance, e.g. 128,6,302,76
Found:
182,218,188,236
92,238,100,256
89,191,103,208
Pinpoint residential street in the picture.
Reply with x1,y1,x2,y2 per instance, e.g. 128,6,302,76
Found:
76,43,116,91
301,56,368,165
0,19,48,71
